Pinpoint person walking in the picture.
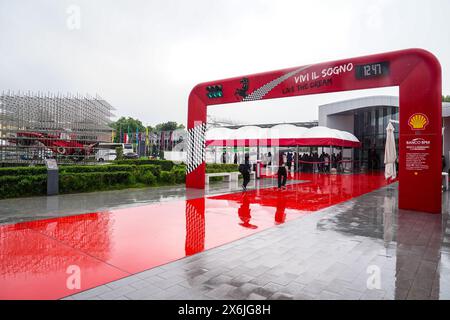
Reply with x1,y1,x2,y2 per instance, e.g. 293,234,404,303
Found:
319,152,325,173
239,154,251,191
267,151,272,166
222,151,227,164
287,152,293,174
313,152,319,173
278,152,288,189
324,153,330,172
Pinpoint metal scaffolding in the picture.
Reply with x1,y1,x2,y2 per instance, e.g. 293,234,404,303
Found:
0,91,115,165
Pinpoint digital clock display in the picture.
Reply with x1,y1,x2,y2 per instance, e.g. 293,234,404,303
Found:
355,61,390,79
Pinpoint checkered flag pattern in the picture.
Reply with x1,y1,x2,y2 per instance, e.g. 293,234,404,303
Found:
186,122,207,174
243,65,311,102
185,200,205,255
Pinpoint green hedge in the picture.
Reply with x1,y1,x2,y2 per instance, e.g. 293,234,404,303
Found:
0,174,47,198
113,159,174,171
59,172,133,193
136,164,161,177
59,165,136,174
170,166,186,184
204,164,239,182
0,164,163,176
0,162,234,177
0,162,185,199
138,171,157,186
206,163,239,173
0,166,47,176
0,163,35,168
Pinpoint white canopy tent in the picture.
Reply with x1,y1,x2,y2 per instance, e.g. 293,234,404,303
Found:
206,124,360,148
206,125,360,172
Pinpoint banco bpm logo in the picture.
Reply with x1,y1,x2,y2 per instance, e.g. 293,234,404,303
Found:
408,113,429,130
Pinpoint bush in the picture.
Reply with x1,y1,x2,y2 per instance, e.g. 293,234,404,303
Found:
59,165,136,174
113,159,174,171
0,175,47,199
140,171,157,185
0,161,185,199
136,164,161,177
170,166,186,183
59,171,133,193
206,163,239,173
115,146,124,160
0,163,33,168
159,171,176,184
0,166,47,177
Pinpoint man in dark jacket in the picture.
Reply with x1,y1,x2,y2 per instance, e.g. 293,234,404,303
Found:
239,154,251,191
286,152,293,172
278,152,288,189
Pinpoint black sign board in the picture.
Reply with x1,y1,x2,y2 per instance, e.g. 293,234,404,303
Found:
355,61,390,79
45,158,58,170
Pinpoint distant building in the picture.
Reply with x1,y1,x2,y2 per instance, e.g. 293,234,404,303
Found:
0,91,114,164
319,95,450,170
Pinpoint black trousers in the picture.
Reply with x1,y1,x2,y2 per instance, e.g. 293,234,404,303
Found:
278,167,287,188
243,172,250,188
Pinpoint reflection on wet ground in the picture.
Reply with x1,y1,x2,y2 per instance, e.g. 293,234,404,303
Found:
2,172,449,300
0,176,300,225
66,183,447,300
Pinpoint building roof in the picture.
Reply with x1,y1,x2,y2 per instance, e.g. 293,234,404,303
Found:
319,95,399,116
320,95,450,118
206,124,360,148
223,121,318,129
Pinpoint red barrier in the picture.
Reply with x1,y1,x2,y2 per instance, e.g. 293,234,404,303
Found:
187,49,442,214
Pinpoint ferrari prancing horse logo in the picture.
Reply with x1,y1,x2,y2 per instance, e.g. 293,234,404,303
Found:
234,77,249,100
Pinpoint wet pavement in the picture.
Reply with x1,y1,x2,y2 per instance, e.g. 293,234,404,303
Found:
0,176,297,225
1,173,449,300
65,182,450,300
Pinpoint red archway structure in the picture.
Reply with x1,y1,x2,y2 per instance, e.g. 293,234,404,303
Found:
186,49,442,214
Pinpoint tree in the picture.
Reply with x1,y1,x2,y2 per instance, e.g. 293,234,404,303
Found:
155,121,185,132
443,95,450,102
109,117,145,142
115,146,124,160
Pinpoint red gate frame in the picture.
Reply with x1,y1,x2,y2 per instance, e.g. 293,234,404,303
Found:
186,49,442,214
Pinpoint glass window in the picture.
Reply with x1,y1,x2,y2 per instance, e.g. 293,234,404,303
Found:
371,109,376,135
391,107,399,121
383,107,388,132
365,111,371,134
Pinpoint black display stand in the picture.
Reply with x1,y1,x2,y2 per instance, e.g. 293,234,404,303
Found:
45,159,59,196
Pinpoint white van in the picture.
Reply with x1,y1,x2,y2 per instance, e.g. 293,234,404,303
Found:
96,143,134,162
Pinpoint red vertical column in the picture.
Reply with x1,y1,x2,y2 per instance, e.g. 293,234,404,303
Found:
185,197,205,256
398,52,442,213
186,87,207,189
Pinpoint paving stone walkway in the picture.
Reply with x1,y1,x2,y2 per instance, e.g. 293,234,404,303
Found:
65,184,450,300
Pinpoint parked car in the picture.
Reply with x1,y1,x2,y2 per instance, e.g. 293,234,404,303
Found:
123,152,139,159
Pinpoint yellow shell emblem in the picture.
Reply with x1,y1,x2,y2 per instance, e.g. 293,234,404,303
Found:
408,113,428,130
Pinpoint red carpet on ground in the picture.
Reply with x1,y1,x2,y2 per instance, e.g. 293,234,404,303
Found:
0,172,390,299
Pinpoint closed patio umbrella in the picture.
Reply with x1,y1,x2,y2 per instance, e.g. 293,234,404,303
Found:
384,122,397,180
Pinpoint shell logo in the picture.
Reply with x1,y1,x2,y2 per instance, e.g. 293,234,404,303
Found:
408,113,429,130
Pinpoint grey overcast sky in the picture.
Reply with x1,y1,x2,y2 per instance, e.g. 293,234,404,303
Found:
1,0,449,126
